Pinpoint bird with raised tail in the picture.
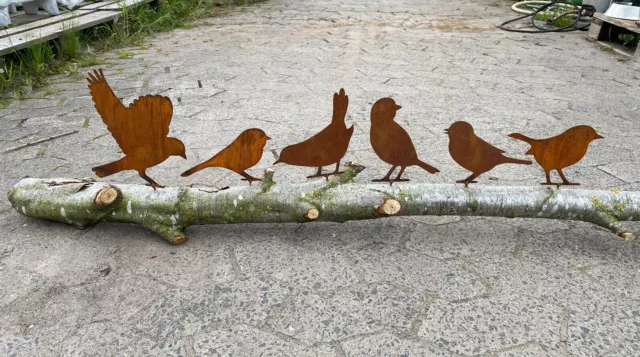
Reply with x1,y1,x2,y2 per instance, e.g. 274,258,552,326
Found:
508,125,603,186
369,98,440,184
181,128,270,184
274,88,354,180
446,121,531,184
87,69,186,190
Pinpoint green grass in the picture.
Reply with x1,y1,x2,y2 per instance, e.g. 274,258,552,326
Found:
115,49,134,59
1,0,268,100
534,10,577,28
618,33,639,48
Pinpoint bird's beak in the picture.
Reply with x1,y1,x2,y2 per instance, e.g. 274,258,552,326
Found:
180,153,187,159
395,105,402,110
595,134,604,139
444,129,449,135
266,136,272,140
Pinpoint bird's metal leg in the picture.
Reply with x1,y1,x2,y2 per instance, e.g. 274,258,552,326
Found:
323,162,347,180
373,165,398,185
307,167,326,180
540,171,555,186
329,162,345,176
393,166,410,182
308,163,347,181
456,173,478,185
557,169,579,186
140,171,165,190
240,171,262,185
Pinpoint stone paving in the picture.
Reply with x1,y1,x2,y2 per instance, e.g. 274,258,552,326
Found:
1,0,640,356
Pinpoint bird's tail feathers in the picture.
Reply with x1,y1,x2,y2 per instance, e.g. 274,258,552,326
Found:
415,160,440,174
332,89,349,123
503,156,532,165
508,133,538,155
181,160,217,177
92,158,128,177
507,133,536,143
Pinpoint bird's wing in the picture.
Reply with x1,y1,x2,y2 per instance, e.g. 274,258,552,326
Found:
476,135,506,155
87,69,129,150
388,122,418,158
127,95,174,144
87,69,173,154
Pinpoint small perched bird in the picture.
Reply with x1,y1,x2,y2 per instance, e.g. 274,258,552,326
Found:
370,98,439,183
508,125,603,185
181,128,271,184
446,121,531,184
274,88,354,179
87,69,186,189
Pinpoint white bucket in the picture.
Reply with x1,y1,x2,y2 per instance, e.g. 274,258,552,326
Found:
582,0,612,12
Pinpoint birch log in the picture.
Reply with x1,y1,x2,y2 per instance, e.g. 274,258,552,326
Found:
7,164,639,244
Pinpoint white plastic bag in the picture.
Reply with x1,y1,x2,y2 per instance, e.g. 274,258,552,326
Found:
57,0,84,9
0,6,10,27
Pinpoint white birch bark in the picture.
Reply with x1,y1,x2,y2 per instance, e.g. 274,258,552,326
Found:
7,165,638,244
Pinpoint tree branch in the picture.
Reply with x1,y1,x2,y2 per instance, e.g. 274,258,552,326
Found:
7,164,639,244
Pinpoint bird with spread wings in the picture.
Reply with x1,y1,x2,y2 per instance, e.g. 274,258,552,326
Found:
86,69,186,189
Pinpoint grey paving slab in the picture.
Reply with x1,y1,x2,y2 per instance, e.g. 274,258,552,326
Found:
419,296,565,356
1,0,640,356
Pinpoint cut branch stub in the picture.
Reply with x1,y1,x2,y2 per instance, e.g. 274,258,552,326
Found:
377,198,402,216
94,186,119,207
618,231,636,241
304,208,320,220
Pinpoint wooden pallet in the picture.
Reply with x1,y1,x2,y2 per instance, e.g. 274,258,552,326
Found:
0,0,152,56
587,12,640,59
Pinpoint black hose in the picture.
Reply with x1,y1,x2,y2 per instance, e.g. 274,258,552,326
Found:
498,0,590,33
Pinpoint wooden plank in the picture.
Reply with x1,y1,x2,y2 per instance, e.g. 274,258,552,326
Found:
0,0,153,56
587,20,602,41
0,11,119,55
8,13,53,27
597,40,636,57
588,12,639,59
593,12,640,35
2,0,119,37
5,10,92,31
100,0,152,10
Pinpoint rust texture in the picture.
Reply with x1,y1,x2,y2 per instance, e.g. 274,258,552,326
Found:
509,125,603,185
370,98,439,184
274,88,354,180
181,128,271,184
446,121,531,184
87,69,186,189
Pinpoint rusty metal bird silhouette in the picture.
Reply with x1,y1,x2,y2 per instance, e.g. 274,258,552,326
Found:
181,128,271,184
446,121,531,184
508,125,603,186
274,88,354,180
87,69,186,189
370,98,439,184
